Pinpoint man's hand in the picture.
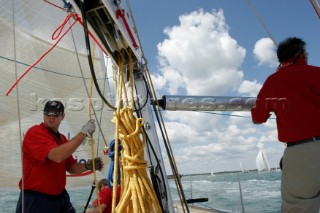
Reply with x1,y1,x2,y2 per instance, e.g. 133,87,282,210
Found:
81,119,95,137
85,157,104,171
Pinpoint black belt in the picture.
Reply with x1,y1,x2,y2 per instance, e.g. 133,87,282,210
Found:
286,136,320,147
23,190,65,199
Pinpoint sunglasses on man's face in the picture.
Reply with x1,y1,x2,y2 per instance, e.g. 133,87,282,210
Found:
44,111,62,117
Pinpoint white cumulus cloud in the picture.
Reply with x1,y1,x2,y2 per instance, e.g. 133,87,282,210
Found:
238,80,262,97
253,38,278,68
155,9,245,96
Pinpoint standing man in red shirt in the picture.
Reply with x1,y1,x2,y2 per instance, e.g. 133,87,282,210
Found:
252,37,320,212
16,100,103,213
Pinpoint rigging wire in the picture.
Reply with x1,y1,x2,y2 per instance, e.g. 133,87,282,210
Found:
0,55,112,80
139,75,182,207
68,12,102,213
12,0,25,212
237,173,246,213
202,111,276,119
69,16,108,148
88,43,102,213
96,55,110,155
245,0,278,46
150,97,190,213
76,2,111,212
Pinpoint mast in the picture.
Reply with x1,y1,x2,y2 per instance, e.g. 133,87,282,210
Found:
69,1,175,212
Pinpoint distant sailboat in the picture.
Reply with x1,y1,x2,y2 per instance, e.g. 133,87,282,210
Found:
240,160,247,173
256,150,271,172
211,170,215,176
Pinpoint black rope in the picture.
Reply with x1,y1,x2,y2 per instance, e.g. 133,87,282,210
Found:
143,78,190,212
82,181,96,213
132,72,149,112
151,101,190,213
78,0,117,111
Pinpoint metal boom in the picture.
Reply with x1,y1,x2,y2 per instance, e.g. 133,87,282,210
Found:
157,95,256,111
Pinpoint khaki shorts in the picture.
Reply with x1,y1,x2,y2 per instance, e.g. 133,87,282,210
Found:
281,142,320,213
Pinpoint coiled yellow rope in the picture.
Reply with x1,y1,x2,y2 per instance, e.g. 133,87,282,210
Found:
126,1,187,210
110,50,161,213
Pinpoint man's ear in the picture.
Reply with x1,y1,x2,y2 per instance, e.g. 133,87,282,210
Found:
61,113,65,120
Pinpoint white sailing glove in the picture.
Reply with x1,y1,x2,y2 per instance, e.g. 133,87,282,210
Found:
81,119,95,137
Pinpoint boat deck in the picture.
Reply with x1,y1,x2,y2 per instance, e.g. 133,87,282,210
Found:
173,203,231,213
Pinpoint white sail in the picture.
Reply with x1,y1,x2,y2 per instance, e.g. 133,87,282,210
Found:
240,160,246,173
0,0,117,188
256,150,271,172
0,0,179,212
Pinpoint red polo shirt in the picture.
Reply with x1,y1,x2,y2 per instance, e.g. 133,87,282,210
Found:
92,186,121,213
19,123,76,195
251,59,320,142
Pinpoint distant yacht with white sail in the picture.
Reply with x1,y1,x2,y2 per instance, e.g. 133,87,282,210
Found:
256,150,271,172
240,160,247,173
211,169,215,176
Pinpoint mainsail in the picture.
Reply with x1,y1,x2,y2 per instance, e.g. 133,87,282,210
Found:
0,0,117,188
0,0,189,212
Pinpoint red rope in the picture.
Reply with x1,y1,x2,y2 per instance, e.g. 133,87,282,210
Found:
6,13,108,96
6,14,77,96
116,9,139,49
67,170,93,177
75,16,108,55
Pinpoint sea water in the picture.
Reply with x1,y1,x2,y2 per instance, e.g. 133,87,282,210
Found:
0,170,281,213
172,171,281,213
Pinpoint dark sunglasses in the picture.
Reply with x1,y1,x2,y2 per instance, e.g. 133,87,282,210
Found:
44,111,62,117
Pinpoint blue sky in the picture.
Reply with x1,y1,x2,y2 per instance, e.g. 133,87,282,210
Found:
127,1,320,174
